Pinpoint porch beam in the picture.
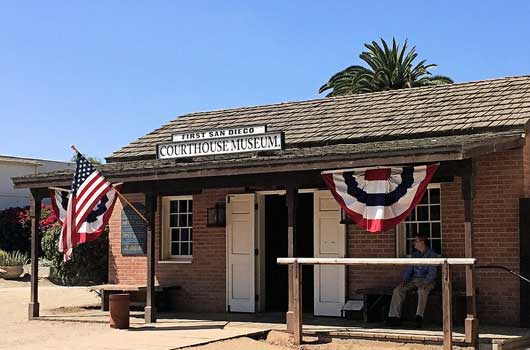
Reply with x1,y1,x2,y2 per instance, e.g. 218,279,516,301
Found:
286,185,298,333
462,159,479,346
14,147,493,190
144,192,157,323
28,189,42,320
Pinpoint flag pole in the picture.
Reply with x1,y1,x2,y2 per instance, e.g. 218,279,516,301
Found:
69,144,149,224
49,186,70,193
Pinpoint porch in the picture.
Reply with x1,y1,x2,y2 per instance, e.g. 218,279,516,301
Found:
35,308,530,350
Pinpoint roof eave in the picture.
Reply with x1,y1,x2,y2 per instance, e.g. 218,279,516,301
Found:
13,132,525,190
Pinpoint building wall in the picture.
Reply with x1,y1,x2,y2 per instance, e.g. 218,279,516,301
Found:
108,188,240,312
345,145,525,325
0,161,38,209
0,157,72,210
108,144,528,324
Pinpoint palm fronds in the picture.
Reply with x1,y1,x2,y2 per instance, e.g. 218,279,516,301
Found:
320,38,453,96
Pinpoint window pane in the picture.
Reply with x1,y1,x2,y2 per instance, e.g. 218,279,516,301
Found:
408,209,416,221
181,242,190,256
430,188,440,204
171,242,179,255
170,200,178,213
187,213,193,227
188,200,192,212
417,206,429,221
171,228,179,241
406,240,414,255
181,228,189,241
180,200,188,213
431,239,441,254
420,191,429,204
189,242,193,255
178,214,187,227
170,214,178,227
431,223,441,237
189,228,193,241
419,222,430,235
406,223,417,237
430,205,441,221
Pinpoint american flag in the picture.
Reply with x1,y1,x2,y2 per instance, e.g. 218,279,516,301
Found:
59,152,115,259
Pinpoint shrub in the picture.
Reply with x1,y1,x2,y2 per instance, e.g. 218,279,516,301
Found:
41,225,108,285
0,251,29,266
0,207,31,254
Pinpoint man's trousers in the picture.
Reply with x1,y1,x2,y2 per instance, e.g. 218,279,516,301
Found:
388,278,434,318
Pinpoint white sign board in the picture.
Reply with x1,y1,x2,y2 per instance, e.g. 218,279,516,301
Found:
172,125,267,143
158,128,284,159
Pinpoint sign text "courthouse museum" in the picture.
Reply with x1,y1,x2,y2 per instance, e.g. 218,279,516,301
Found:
157,125,284,159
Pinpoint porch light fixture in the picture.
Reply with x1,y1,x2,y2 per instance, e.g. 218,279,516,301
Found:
207,202,226,227
340,208,354,225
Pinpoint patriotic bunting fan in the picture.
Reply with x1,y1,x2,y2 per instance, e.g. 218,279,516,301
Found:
322,164,438,233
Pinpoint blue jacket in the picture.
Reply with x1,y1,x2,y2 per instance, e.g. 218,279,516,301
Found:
403,248,439,283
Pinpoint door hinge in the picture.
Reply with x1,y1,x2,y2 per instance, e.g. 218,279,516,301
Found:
254,203,258,210
255,248,259,256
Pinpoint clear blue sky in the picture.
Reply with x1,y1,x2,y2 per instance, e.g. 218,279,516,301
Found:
2,1,530,162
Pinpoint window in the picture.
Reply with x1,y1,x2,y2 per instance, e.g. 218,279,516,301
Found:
162,196,193,260
397,184,441,256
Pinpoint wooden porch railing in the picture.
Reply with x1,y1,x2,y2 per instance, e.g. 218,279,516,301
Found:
277,257,477,350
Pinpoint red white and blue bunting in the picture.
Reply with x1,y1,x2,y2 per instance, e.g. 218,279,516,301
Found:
322,164,438,233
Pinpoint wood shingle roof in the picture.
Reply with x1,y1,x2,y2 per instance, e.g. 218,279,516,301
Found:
107,75,530,162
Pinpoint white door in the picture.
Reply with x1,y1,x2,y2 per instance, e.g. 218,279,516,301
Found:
226,193,256,312
313,190,346,316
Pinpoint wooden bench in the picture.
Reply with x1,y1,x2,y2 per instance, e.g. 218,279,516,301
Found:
356,286,468,325
89,284,180,311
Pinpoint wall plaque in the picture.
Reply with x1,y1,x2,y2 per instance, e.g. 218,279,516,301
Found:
121,202,147,255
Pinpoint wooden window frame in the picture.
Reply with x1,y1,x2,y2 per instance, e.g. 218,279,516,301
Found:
396,183,442,257
161,195,193,263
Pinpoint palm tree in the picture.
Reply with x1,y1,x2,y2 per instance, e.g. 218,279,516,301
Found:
319,38,453,97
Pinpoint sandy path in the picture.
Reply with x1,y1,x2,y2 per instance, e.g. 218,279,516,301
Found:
0,279,269,350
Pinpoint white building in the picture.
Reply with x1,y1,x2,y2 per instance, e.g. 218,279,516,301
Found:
0,155,72,209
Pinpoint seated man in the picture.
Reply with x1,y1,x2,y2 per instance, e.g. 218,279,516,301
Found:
386,233,439,328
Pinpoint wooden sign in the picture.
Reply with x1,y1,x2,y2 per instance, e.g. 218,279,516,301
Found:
121,202,146,255
157,125,284,159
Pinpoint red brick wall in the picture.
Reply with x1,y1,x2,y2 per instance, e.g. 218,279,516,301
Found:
108,142,529,324
345,146,526,325
108,188,241,312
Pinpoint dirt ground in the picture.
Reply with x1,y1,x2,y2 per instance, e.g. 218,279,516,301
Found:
182,331,444,350
0,277,450,350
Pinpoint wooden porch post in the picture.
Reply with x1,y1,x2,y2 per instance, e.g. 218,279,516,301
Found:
292,261,303,345
462,161,479,346
144,192,157,323
28,189,42,320
286,185,298,332
442,262,453,350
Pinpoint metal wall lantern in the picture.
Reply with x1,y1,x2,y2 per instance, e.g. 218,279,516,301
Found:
207,202,226,227
340,208,354,225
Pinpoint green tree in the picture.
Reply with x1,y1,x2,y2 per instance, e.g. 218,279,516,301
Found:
319,38,453,97
70,155,102,165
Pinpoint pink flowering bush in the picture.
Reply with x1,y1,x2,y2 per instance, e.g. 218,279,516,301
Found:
0,205,57,255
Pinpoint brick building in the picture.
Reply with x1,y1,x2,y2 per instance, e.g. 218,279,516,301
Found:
13,75,530,330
